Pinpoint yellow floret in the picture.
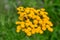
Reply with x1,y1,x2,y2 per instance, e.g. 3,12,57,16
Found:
31,28,36,34
34,24,38,27
48,21,53,26
40,8,45,11
20,24,25,28
35,27,41,33
18,17,24,20
27,27,31,31
48,27,53,32
39,30,43,34
16,21,21,24
44,12,48,15
16,26,21,33
32,15,36,19
28,14,33,18
33,20,38,24
26,32,32,36
25,22,30,27
35,16,40,20
42,26,46,31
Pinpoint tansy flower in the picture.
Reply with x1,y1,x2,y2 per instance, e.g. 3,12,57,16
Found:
40,8,45,11
16,26,21,33
39,30,43,34
42,26,46,31
35,27,41,33
33,20,38,24
16,7,53,36
31,28,36,34
26,31,32,36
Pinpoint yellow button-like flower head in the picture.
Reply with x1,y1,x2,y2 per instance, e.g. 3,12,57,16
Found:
16,7,53,36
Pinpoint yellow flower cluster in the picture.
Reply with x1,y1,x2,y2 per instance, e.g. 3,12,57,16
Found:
16,7,53,36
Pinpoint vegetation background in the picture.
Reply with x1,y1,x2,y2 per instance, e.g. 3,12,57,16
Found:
0,0,60,40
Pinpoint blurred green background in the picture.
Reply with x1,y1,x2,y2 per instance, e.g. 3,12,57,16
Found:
0,0,60,40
